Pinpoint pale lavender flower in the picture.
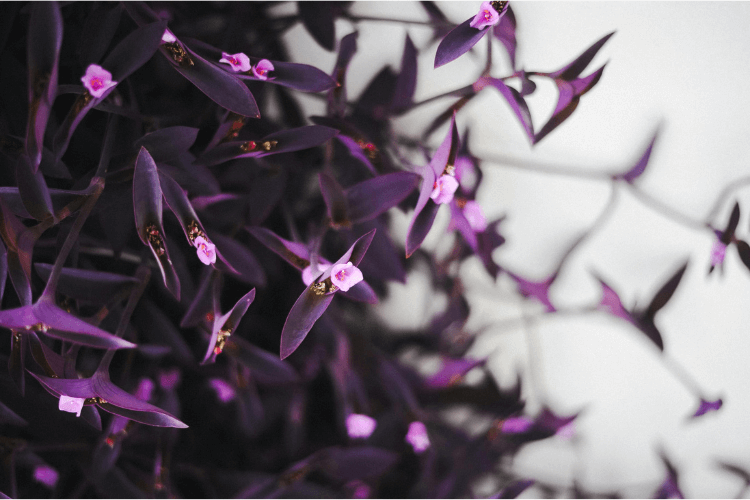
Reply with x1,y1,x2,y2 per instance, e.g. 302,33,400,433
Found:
59,395,84,417
470,1,501,30
346,413,377,439
194,236,217,265
219,51,252,73
209,378,236,403
405,421,430,453
431,175,459,204
80,64,117,98
710,241,727,268
135,377,155,401
34,465,59,488
330,261,364,292
161,29,177,44
463,200,487,232
252,59,275,80
302,259,331,286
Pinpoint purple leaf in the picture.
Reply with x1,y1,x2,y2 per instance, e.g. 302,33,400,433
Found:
100,20,166,82
25,1,63,171
617,130,659,183
246,226,311,270
449,200,478,251
435,19,491,69
329,31,358,116
34,263,139,305
655,454,684,499
339,280,378,304
493,479,534,499
426,357,486,388
77,3,123,67
0,399,26,426
203,287,256,363
391,35,418,113
508,272,556,313
596,277,636,325
335,135,377,176
133,299,193,364
226,335,300,386
0,239,6,304
345,172,420,224
319,172,350,229
133,147,180,300
643,261,689,320
209,233,266,286
320,446,398,482
736,240,750,273
720,201,741,245
0,197,34,304
691,397,723,418
16,154,54,221
549,31,615,81
298,2,337,51
478,77,534,141
492,4,517,68
406,197,439,259
135,127,199,162
348,219,406,284
196,125,337,167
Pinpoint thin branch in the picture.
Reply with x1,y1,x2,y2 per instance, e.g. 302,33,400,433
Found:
704,174,750,224
472,148,616,181
624,183,712,233
344,14,445,27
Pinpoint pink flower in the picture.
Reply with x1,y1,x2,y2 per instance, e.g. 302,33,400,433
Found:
161,29,177,44
330,261,364,292
194,236,217,265
252,59,275,80
80,64,117,99
219,51,252,73
431,175,459,204
405,421,430,453
710,241,727,267
34,465,59,488
346,413,377,439
135,377,154,401
59,395,84,417
302,259,332,286
209,378,236,403
470,1,502,30
463,200,487,232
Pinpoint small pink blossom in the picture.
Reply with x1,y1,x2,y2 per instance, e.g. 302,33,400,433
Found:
194,236,217,265
209,378,236,403
80,64,117,99
219,52,252,73
161,29,177,44
252,59,275,80
431,174,459,204
470,1,501,30
454,156,476,189
405,421,430,453
302,259,332,286
158,368,181,390
135,377,154,401
556,421,576,440
463,200,487,232
345,480,371,499
330,261,364,292
710,241,727,267
34,465,59,488
59,395,84,417
346,413,377,439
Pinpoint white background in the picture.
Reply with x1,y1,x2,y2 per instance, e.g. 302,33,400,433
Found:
277,2,750,497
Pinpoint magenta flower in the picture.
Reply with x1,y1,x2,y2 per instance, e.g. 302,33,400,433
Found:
252,59,275,80
302,259,332,286
194,236,217,265
463,200,487,232
209,378,236,403
501,416,533,434
330,261,364,292
346,413,377,439
431,174,459,204
219,51,251,73
405,421,430,453
33,465,59,488
710,241,727,268
58,395,84,417
470,1,502,30
80,64,117,98
161,29,177,44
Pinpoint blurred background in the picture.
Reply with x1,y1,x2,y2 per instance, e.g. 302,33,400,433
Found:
274,2,750,497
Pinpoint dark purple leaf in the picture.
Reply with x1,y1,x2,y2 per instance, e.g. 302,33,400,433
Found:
736,240,750,272
319,172,350,229
644,261,689,320
349,219,406,284
435,19,490,69
9,330,26,394
247,166,288,226
298,2,336,51
406,198,439,259
135,127,199,162
101,20,166,82
133,299,193,364
391,35,418,113
226,335,300,385
0,399,26,426
691,397,723,418
320,446,398,482
426,357,486,388
618,130,659,183
133,147,180,299
16,154,54,221
329,31,358,116
339,280,378,304
492,4,517,68
209,233,266,286
25,1,62,171
203,288,256,363
0,239,6,304
325,228,376,274
34,263,138,305
335,135,377,176
655,453,684,499
479,77,534,142
345,172,419,224
493,479,534,499
77,3,123,67
720,202,741,245
549,31,615,81
196,125,337,167
246,226,311,270
0,197,36,304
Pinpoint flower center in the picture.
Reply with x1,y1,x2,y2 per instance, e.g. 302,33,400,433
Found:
483,10,492,20
90,77,103,90
335,269,346,281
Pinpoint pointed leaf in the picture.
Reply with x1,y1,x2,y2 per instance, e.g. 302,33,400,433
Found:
549,31,614,81
435,19,490,69
406,197,439,258
644,261,689,319
92,374,187,428
16,154,54,221
345,172,419,223
135,127,199,162
691,397,722,418
492,4,517,68
280,287,335,360
321,447,398,482
0,399,26,426
227,335,300,385
214,288,256,336
320,172,350,228
618,129,659,183
77,3,123,67
426,357,486,388
101,20,166,82
34,263,138,305
246,226,310,270
339,280,378,304
494,479,534,499
391,35,418,113
721,202,741,244
210,233,266,286
736,240,750,272
298,1,336,51
329,31,358,116
480,77,534,141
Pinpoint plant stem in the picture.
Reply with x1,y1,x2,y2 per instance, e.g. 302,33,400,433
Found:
624,182,712,233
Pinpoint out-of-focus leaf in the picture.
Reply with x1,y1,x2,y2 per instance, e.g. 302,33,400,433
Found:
133,147,180,299
719,202,741,245
26,1,63,171
9,330,26,394
0,197,35,304
329,31,358,116
319,172,350,229
655,453,684,499
320,446,398,482
691,397,723,418
391,35,417,113
0,240,6,304
479,77,534,142
736,240,750,272
492,4,517,68
493,479,534,499
617,130,659,183
339,280,378,304
101,20,166,82
0,399,26,426
643,261,688,320
77,3,123,67
246,226,310,270
209,233,266,286
716,462,750,486
227,335,299,385
16,154,54,221
425,357,485,388
298,2,337,51
133,299,193,364
34,263,138,305
509,272,557,313
549,31,615,81
345,172,419,224
135,127,199,162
